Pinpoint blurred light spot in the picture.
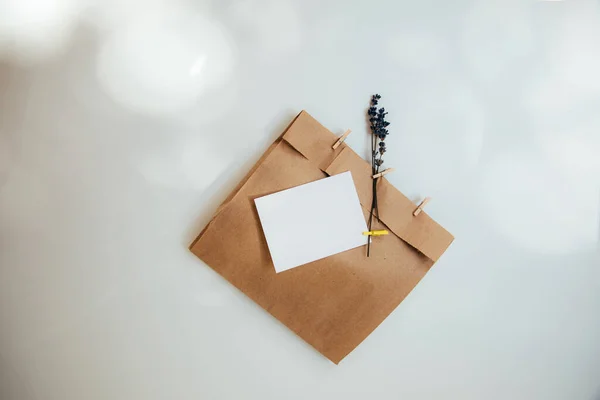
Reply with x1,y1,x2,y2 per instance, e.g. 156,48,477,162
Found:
227,0,302,57
551,4,600,91
0,0,82,63
386,32,445,70
521,1,600,180
82,0,181,32
188,56,206,78
479,155,599,255
176,81,240,126
134,136,233,192
97,12,235,116
523,0,600,114
394,82,484,196
461,0,533,82
536,119,600,181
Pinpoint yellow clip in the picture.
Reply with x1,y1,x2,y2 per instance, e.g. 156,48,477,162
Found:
362,230,389,236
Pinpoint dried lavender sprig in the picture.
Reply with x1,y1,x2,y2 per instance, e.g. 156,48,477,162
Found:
366,94,391,257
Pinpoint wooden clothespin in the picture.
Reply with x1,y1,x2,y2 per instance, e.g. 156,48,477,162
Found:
332,129,351,149
372,168,394,179
362,230,389,236
413,197,431,216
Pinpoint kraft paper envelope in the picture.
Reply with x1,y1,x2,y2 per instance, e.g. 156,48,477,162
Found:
190,111,454,364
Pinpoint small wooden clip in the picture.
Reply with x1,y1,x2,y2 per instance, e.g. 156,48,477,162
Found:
332,129,351,149
413,197,431,216
372,168,394,179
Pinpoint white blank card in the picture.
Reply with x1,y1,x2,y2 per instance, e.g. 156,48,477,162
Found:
254,171,368,273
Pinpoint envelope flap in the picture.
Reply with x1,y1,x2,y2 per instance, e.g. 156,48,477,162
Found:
282,110,345,171
326,147,454,262
283,111,453,262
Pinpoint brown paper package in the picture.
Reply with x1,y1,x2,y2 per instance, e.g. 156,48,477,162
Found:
190,111,454,364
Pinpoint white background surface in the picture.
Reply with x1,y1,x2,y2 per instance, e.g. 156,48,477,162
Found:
0,0,599,399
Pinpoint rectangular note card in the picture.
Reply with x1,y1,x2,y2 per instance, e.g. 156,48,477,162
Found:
254,171,368,273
